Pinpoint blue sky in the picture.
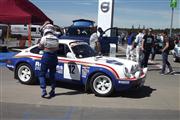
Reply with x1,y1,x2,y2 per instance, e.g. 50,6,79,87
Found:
30,0,179,29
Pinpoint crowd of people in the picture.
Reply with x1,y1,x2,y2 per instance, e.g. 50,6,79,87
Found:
124,28,178,75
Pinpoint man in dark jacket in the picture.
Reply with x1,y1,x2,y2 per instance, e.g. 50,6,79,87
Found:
141,29,155,68
160,31,173,75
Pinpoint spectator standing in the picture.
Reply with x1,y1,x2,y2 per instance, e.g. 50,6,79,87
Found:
126,31,135,60
121,32,125,46
160,31,173,75
141,29,155,68
134,30,145,64
89,27,103,54
150,33,157,61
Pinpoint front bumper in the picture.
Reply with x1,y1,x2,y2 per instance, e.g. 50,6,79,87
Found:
115,76,146,91
114,68,147,91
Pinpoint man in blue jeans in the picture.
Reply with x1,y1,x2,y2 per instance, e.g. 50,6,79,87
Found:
39,21,59,98
160,31,173,75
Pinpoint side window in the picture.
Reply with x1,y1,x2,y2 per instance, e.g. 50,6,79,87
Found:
30,47,41,54
57,44,70,57
31,27,36,32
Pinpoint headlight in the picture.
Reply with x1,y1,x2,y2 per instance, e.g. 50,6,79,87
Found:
124,65,140,79
124,67,131,78
130,65,140,74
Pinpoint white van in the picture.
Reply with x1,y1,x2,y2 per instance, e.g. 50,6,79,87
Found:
10,25,41,39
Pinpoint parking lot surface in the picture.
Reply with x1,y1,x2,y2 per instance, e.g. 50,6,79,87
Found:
0,52,180,120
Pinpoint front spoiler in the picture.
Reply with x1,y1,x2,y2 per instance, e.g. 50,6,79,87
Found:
115,68,147,91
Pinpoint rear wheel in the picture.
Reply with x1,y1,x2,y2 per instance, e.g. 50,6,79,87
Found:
90,73,114,97
16,63,36,85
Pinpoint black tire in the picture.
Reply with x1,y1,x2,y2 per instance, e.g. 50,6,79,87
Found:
15,63,36,85
90,73,114,97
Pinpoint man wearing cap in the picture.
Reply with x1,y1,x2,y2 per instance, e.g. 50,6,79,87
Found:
38,21,59,98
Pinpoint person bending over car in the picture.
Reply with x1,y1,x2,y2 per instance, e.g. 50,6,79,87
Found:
38,21,59,98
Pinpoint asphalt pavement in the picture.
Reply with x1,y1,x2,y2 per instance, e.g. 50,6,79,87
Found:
0,45,180,120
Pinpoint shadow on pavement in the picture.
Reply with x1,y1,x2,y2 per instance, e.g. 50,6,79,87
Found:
173,71,180,75
148,68,161,71
44,81,85,96
55,90,85,97
39,81,156,98
111,86,156,99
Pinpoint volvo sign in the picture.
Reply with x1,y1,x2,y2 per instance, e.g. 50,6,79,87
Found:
98,0,114,36
101,2,110,13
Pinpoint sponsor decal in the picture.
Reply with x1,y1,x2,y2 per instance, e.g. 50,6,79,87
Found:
118,81,130,84
82,66,90,78
56,65,63,74
35,61,41,70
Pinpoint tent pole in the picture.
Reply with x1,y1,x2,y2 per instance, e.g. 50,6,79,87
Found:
6,24,10,43
28,22,31,47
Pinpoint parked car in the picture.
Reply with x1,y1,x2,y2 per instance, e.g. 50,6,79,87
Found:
6,39,147,97
10,25,41,40
172,42,180,62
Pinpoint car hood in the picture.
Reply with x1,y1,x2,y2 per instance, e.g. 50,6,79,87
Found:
82,56,137,67
80,56,141,79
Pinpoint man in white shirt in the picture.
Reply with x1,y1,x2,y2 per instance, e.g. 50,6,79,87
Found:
134,30,145,63
89,27,103,54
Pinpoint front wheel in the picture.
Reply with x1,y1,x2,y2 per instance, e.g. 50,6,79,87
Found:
15,63,36,85
90,73,114,97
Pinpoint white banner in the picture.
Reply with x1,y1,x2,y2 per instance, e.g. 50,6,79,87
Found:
98,0,114,36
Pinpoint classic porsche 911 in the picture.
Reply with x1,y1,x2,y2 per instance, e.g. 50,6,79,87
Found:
6,39,147,96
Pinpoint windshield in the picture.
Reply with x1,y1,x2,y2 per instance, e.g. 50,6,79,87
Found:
66,27,93,37
71,43,96,58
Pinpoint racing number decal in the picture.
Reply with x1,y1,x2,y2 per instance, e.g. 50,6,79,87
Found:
64,62,81,80
68,64,75,74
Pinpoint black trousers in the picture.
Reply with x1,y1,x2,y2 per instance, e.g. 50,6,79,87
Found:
141,50,151,68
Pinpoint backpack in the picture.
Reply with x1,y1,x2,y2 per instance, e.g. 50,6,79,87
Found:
168,37,175,50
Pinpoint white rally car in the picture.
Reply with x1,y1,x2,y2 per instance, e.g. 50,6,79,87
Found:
6,39,147,97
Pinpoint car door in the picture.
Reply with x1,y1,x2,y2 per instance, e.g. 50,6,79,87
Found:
30,46,42,73
57,44,82,81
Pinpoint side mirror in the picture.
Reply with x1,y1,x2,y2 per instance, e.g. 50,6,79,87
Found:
66,52,75,59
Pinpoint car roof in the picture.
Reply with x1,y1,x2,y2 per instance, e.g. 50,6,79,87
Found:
58,39,85,44
30,39,86,50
